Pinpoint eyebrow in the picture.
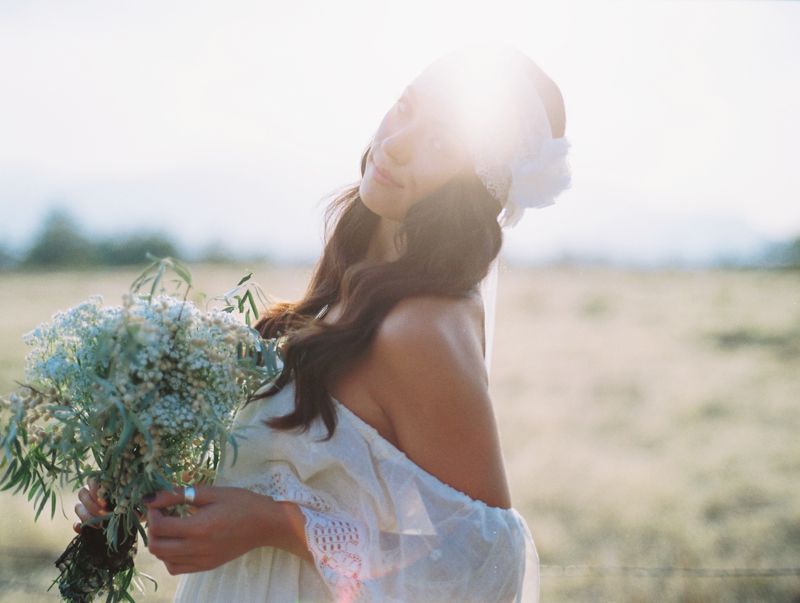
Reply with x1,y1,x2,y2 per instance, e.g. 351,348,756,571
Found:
403,85,457,134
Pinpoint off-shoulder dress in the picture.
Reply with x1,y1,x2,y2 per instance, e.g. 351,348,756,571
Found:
173,367,540,602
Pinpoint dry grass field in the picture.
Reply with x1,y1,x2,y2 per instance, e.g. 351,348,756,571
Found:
0,263,797,602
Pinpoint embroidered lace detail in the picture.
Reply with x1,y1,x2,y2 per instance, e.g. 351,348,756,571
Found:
231,463,369,599
301,507,367,601
229,464,336,514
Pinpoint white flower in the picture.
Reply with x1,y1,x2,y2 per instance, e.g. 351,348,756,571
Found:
501,136,573,228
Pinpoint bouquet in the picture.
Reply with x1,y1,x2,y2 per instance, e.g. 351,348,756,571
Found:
0,256,283,602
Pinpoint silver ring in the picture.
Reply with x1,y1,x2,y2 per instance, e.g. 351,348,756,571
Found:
183,485,196,505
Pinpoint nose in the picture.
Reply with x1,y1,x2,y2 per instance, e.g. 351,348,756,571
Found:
379,122,418,166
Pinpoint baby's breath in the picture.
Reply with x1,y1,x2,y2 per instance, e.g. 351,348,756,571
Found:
0,259,282,603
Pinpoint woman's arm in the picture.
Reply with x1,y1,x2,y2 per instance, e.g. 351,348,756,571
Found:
142,485,314,574
254,498,314,563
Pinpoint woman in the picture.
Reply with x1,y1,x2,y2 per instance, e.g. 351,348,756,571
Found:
73,43,571,602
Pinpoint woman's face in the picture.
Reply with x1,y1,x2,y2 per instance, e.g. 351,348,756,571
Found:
359,68,473,222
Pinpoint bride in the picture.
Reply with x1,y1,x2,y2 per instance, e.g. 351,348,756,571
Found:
73,43,571,602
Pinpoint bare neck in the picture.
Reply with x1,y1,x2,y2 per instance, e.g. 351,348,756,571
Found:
366,217,405,263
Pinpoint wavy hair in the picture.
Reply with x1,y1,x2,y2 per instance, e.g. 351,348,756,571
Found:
249,58,566,441
247,142,503,440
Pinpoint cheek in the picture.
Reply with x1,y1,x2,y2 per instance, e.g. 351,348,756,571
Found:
409,164,446,202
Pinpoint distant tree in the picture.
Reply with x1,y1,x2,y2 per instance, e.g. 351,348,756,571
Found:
760,235,800,269
0,243,17,271
786,236,800,268
196,240,237,264
94,232,180,266
23,207,95,268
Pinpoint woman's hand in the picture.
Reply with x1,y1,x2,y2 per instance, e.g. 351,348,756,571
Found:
141,484,312,575
73,477,145,533
73,477,109,532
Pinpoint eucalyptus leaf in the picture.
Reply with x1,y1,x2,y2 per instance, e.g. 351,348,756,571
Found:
1,256,282,602
34,486,50,520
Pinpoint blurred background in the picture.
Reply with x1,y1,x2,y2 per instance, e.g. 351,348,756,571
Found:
0,0,798,601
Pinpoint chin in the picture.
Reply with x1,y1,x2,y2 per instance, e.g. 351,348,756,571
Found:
360,182,401,221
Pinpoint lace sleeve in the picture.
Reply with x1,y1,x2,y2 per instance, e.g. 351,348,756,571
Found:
299,507,371,601
233,463,538,602
297,495,539,603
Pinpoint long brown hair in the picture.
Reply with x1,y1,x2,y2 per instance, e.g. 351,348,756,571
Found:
250,61,566,441
247,142,502,440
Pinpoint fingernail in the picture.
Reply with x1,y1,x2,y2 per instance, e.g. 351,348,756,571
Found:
143,492,156,502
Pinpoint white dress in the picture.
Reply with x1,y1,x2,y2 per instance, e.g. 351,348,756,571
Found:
173,377,540,602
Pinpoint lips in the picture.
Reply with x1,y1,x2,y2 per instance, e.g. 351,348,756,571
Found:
371,154,403,188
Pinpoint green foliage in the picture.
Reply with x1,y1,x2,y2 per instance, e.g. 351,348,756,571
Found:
0,255,282,602
0,243,17,271
196,240,239,265
759,235,800,269
216,271,273,327
23,207,96,268
94,233,179,267
20,206,186,269
129,253,194,303
705,325,800,359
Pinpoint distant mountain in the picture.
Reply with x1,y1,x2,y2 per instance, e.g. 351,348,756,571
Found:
504,202,791,269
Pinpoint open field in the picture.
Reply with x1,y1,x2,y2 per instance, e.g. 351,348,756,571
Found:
0,263,798,602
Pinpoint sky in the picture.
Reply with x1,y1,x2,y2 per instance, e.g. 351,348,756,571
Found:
0,0,798,266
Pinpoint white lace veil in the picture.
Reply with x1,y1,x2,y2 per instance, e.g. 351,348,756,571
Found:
478,256,500,380
441,43,572,382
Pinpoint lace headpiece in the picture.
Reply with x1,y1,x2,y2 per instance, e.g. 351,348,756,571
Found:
434,44,572,229
431,45,573,378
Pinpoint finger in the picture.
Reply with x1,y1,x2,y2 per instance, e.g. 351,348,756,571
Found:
79,489,109,517
168,561,205,574
87,478,109,507
74,501,88,523
94,491,108,509
147,535,202,558
142,485,185,510
143,484,211,510
165,561,198,576
74,502,102,529
72,519,103,533
146,508,202,539
75,503,103,528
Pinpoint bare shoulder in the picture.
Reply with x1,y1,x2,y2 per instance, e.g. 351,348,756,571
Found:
365,293,511,509
376,292,485,370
